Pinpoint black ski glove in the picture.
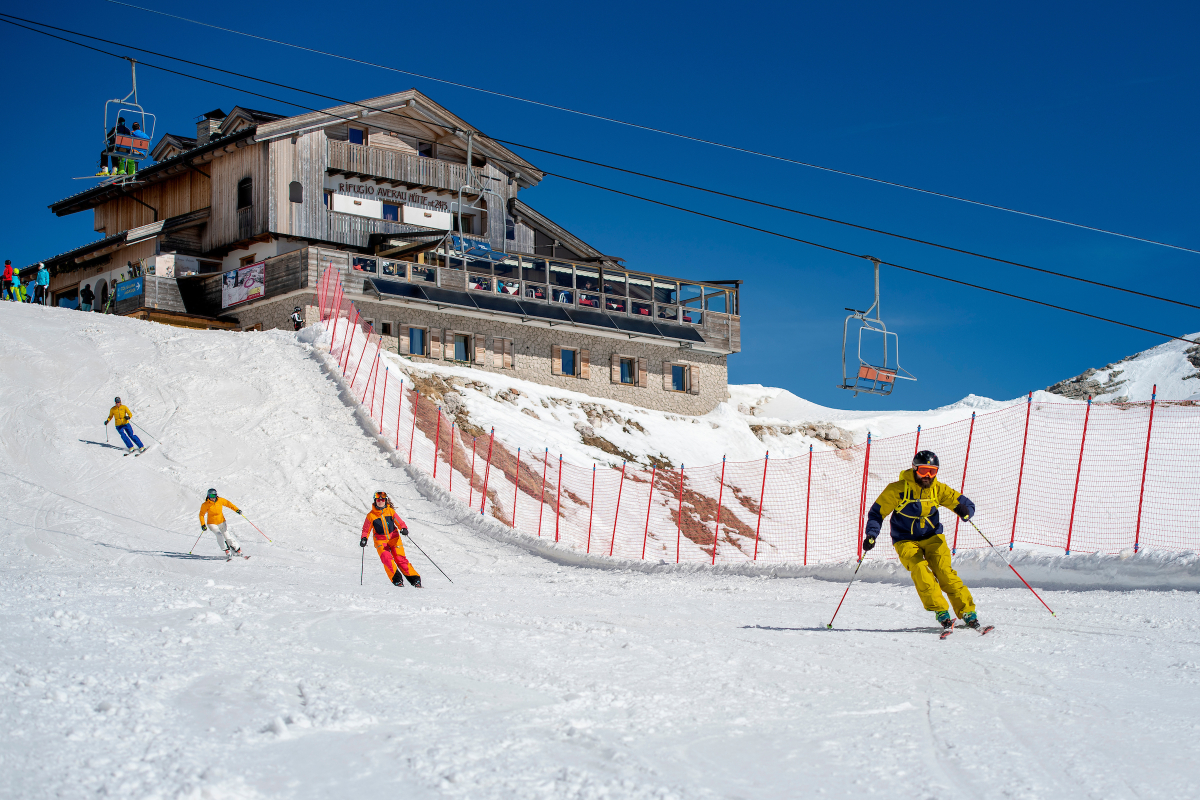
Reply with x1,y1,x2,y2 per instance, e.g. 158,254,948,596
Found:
201,524,207,531
359,536,369,548
400,527,409,537
862,535,877,552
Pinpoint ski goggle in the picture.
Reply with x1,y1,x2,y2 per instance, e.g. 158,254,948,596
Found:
206,490,218,500
914,465,939,478
373,492,388,506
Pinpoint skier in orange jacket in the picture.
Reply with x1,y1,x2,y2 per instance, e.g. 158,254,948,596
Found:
361,492,421,588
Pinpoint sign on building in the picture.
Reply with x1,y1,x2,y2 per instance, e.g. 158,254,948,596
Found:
221,262,265,308
115,276,143,302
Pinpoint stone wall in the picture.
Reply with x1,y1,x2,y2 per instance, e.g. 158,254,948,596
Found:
350,298,729,415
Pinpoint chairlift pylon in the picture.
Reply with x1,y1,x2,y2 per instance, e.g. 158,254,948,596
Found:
93,59,156,182
838,257,916,397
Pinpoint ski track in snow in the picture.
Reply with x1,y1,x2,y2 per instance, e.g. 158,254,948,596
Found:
3,301,1200,800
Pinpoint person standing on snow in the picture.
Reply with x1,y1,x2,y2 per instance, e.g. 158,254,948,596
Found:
199,489,245,558
290,306,303,331
361,491,422,588
79,283,95,312
34,263,50,306
862,450,980,632
2,260,13,301
104,396,146,454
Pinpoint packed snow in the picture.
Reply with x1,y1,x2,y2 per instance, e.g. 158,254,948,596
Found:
4,301,1200,800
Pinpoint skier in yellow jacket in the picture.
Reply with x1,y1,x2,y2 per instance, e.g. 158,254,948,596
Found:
862,450,981,632
199,489,244,558
104,397,145,453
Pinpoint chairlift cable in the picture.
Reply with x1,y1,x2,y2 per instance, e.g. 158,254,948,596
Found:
5,11,1192,311
97,0,1200,257
3,17,1194,345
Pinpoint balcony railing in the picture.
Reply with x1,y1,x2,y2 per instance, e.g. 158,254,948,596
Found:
328,140,473,194
325,209,445,248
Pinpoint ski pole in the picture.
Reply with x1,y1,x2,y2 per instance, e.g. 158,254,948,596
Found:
188,528,206,555
827,556,867,629
236,511,273,543
404,532,453,583
966,518,1056,617
131,421,160,443
104,423,109,444
360,544,366,586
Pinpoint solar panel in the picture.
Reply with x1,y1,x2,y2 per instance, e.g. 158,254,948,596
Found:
370,278,423,300
472,293,526,315
566,308,619,329
654,322,707,343
520,302,573,323
612,315,662,337
421,286,479,309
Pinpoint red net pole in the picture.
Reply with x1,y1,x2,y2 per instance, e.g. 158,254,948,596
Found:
641,465,656,560
951,412,976,554
394,379,404,450
341,310,359,373
1065,396,1092,555
360,350,379,405
1134,385,1157,553
432,406,442,479
710,456,726,565
1009,392,1033,550
328,283,343,352
553,454,563,541
914,425,921,454
379,368,387,431
448,424,455,493
803,445,812,566
479,428,495,516
510,447,520,527
537,448,548,537
609,461,626,556
407,392,419,464
857,434,872,559
468,438,477,507
676,464,685,564
350,327,374,389
586,465,596,553
753,452,769,561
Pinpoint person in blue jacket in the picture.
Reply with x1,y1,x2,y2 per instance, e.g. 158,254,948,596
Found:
34,263,50,306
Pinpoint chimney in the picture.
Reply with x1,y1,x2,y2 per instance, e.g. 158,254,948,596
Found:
195,109,226,146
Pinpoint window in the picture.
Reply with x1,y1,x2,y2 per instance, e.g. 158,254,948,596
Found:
552,345,590,378
351,257,377,274
680,283,703,324
654,279,678,305
453,334,471,362
407,327,426,356
348,127,366,145
705,289,727,313
469,274,492,292
578,292,600,308
664,362,699,394
628,274,652,301
605,297,627,313
289,181,303,204
383,203,399,221
323,191,332,207
619,357,635,385
576,267,600,293
410,264,436,283
417,141,434,158
236,177,253,210
380,260,398,277
238,254,257,267
380,322,392,337
496,279,520,295
657,305,678,321
603,270,627,297
505,216,515,240
631,301,652,317
452,214,472,235
550,261,573,304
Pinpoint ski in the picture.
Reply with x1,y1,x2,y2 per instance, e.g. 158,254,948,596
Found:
939,624,955,640
977,625,995,635
225,554,250,562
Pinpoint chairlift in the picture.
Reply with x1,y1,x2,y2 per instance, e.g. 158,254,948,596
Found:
94,59,156,181
839,257,916,397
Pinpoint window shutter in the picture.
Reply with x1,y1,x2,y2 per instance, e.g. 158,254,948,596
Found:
503,339,514,369
689,364,700,394
551,344,562,376
430,328,441,360
580,349,590,379
663,362,672,391
492,338,502,368
611,353,620,383
637,357,647,388
442,329,451,360
475,334,487,364
399,324,409,355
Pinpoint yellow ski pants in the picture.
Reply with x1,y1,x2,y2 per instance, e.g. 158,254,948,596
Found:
893,534,975,618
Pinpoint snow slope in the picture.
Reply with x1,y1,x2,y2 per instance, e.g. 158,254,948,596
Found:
4,302,1200,799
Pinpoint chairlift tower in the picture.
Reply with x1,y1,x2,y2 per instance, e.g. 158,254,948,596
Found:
838,257,916,397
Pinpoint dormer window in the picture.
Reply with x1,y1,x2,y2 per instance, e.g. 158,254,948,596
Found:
348,127,366,145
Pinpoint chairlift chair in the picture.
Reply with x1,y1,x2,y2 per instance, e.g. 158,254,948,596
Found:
98,59,156,180
839,258,916,397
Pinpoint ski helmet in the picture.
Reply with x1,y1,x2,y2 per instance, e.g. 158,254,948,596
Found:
113,396,121,404
913,450,940,468
373,491,389,507
294,306,301,313
206,488,218,501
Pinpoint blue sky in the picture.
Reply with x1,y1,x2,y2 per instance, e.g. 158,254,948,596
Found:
2,1,1196,409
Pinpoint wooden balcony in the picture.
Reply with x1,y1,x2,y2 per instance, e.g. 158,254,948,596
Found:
325,210,445,249
328,140,474,193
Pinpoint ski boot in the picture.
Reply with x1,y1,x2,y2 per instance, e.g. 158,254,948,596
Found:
963,612,981,630
223,549,232,560
391,571,406,587
406,575,422,589
936,610,954,631
138,446,147,453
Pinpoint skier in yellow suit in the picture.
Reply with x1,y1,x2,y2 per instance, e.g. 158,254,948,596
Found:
199,488,244,558
862,450,981,632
